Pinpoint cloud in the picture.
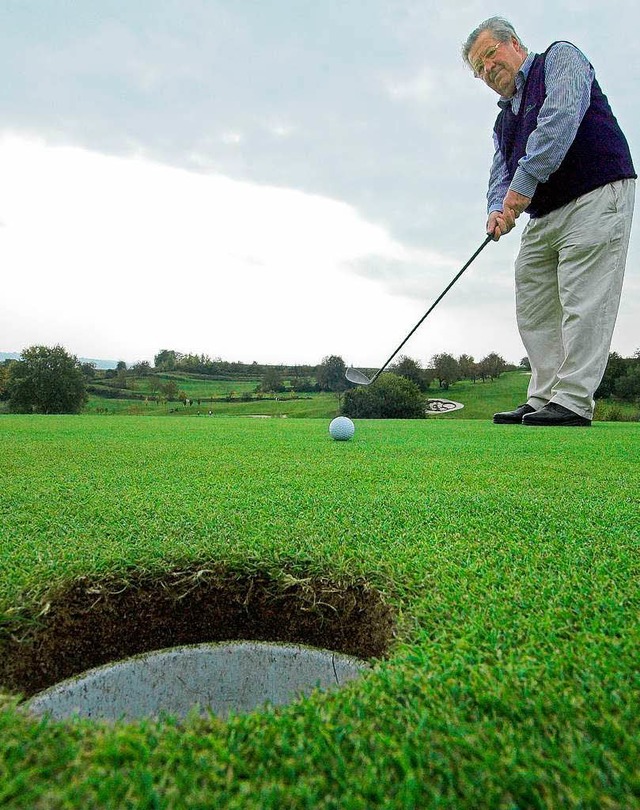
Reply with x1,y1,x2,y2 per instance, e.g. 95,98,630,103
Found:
1,2,638,364
265,122,296,139
0,134,426,364
384,68,436,103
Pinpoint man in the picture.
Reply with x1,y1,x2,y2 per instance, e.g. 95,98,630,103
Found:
463,18,636,426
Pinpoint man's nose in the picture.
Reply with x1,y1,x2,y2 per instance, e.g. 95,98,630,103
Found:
484,55,497,73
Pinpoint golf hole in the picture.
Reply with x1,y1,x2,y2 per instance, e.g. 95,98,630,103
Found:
26,641,367,721
1,565,396,719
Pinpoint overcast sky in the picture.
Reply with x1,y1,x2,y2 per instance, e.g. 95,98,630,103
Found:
1,0,638,367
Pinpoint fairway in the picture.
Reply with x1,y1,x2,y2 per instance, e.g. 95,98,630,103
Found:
1,415,640,808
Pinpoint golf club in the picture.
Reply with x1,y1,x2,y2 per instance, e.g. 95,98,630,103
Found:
345,234,493,386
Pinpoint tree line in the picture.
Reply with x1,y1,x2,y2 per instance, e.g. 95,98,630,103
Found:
152,350,317,381
1,344,639,415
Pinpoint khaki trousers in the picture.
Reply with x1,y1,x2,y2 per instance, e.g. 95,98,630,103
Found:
515,179,635,419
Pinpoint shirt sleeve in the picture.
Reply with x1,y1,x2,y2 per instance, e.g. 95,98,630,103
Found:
487,132,511,213
509,42,594,199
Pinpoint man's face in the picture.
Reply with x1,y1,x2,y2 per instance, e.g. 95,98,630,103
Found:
468,31,527,97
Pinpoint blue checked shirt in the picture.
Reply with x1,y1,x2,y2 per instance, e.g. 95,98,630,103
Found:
487,42,595,213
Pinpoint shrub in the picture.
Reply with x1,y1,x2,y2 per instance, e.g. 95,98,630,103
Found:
594,401,640,422
342,373,425,419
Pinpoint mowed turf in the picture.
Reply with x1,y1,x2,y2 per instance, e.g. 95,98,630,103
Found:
1,415,639,808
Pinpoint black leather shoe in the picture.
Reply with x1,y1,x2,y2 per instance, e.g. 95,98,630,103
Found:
522,403,591,427
493,403,536,424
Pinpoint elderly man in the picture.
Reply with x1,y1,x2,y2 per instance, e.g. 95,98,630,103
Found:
464,17,636,426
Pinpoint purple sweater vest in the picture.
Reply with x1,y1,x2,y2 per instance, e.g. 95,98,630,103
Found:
494,42,636,218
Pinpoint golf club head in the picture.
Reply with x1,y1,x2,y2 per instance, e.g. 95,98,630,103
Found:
345,367,374,386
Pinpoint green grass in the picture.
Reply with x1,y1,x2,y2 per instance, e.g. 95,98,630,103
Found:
138,373,262,398
1,415,640,807
153,373,260,395
84,391,341,418
430,371,530,418
91,373,262,399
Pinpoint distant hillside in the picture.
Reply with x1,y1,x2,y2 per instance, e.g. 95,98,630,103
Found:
0,352,118,370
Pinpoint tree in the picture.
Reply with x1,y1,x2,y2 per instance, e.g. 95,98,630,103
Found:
290,375,315,393
80,362,96,380
342,373,425,419
261,367,285,393
477,352,507,381
159,379,178,400
596,352,631,398
132,361,152,377
114,361,129,388
614,362,640,401
154,349,179,371
457,354,477,382
8,345,88,414
390,355,430,392
431,353,460,389
316,355,347,392
0,361,14,400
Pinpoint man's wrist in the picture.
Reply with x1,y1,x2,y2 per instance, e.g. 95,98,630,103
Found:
510,167,538,199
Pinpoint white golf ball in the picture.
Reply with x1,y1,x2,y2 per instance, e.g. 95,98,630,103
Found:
329,416,355,441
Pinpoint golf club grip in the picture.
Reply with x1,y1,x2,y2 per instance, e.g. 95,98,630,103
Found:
371,234,493,382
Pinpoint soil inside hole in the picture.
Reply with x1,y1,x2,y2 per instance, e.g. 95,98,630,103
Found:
1,566,396,698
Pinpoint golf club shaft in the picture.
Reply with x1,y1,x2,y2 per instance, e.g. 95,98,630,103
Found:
369,234,493,383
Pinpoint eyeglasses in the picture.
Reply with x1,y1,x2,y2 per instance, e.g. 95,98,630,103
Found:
471,42,501,78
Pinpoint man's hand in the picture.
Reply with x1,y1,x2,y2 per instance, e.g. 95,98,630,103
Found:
486,190,532,241
503,189,531,218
